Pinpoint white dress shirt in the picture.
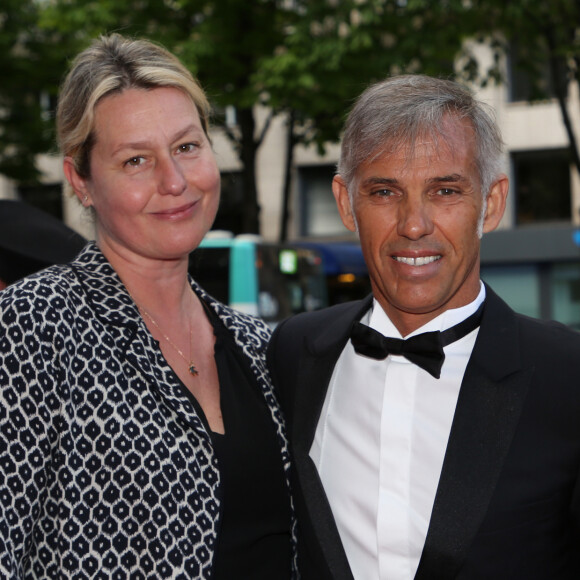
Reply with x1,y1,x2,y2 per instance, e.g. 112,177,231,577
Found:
310,284,486,580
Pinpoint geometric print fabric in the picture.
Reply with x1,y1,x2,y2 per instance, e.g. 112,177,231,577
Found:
0,243,296,578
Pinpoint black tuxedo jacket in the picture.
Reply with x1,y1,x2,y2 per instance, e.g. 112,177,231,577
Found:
268,286,580,579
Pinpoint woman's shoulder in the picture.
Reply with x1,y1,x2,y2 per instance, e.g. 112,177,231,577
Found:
0,243,110,314
214,298,271,339
1,263,80,309
192,280,271,347
0,264,83,353
0,260,98,344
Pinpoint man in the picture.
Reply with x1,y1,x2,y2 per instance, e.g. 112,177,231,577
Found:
268,75,580,579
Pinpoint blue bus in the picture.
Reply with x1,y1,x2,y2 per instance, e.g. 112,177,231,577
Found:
189,234,328,326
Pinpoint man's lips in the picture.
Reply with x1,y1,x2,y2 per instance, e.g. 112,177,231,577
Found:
392,255,442,266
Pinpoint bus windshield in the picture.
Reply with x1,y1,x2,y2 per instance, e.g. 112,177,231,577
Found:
189,240,327,325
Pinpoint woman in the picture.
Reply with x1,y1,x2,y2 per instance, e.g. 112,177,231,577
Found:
0,34,296,579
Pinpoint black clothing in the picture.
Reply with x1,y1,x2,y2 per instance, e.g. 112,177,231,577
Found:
268,286,580,580
182,307,292,579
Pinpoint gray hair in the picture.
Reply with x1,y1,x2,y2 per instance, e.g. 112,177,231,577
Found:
337,75,504,201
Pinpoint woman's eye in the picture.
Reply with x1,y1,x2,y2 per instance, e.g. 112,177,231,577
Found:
125,156,145,167
178,143,197,153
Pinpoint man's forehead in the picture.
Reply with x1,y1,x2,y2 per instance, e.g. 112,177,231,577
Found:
365,120,476,169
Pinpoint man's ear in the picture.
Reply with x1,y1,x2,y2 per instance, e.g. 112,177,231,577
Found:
482,174,508,234
63,157,92,207
332,175,357,232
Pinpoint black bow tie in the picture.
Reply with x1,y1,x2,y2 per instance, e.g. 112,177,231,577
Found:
350,302,484,379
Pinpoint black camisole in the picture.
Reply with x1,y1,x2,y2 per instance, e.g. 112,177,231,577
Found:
179,307,291,579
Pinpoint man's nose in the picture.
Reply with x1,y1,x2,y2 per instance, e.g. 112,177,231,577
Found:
396,195,434,240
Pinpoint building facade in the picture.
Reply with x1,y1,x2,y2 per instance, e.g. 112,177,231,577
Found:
2,44,580,324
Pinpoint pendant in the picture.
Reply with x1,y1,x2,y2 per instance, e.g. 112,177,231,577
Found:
188,363,199,376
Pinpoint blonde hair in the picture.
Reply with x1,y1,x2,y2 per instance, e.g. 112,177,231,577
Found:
56,33,210,186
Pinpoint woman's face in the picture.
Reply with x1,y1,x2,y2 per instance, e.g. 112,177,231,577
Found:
65,86,220,266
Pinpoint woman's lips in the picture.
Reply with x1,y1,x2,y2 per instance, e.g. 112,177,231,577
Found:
153,200,197,219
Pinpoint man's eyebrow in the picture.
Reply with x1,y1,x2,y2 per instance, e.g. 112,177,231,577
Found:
359,173,471,189
360,176,399,187
425,173,468,184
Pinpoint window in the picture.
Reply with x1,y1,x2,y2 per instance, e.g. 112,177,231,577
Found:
212,170,244,234
298,165,344,236
550,263,580,330
507,39,567,103
511,149,571,225
481,261,580,329
189,247,230,303
481,264,541,319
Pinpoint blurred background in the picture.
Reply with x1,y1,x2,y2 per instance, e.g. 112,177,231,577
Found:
1,0,579,326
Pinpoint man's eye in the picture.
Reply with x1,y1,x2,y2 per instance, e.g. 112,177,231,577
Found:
372,189,394,197
438,188,457,196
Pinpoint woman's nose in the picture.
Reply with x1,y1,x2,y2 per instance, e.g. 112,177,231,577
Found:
158,157,187,196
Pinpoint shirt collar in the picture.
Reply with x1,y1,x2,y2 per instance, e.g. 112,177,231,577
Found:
368,282,486,339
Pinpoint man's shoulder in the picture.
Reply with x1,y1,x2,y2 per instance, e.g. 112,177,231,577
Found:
515,311,580,352
276,297,371,336
485,284,580,350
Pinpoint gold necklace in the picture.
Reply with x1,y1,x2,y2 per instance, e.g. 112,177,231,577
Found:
137,305,199,377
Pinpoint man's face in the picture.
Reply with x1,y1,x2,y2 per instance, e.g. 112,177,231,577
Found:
333,117,507,335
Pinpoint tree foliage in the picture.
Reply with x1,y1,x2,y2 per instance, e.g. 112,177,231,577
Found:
257,0,478,238
38,0,302,233
259,0,477,150
0,0,63,182
462,0,580,176
2,0,579,234
7,0,477,233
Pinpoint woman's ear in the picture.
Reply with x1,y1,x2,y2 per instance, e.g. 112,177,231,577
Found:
63,157,92,207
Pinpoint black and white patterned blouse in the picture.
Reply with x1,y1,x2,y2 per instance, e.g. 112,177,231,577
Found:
0,243,297,579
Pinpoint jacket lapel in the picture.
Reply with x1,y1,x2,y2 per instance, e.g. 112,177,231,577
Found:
123,323,213,437
72,243,211,439
292,297,372,580
295,296,373,455
416,287,534,579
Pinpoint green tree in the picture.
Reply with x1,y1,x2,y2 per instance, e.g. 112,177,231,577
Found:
39,0,301,234
0,0,63,183
37,0,479,236
467,0,580,175
12,0,576,236
258,0,478,239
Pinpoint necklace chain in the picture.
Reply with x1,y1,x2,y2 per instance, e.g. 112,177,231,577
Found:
137,304,199,377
